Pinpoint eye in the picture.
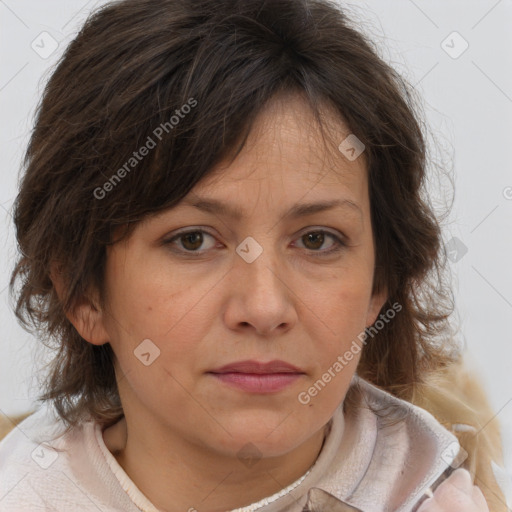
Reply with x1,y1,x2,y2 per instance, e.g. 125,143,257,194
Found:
163,227,346,257
165,229,217,253
293,229,346,256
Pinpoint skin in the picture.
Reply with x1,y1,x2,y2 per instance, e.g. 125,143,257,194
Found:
417,469,489,511
55,92,387,512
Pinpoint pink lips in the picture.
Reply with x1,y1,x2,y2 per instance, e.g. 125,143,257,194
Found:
207,360,305,393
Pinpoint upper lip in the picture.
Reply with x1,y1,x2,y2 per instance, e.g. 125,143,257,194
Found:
209,359,305,374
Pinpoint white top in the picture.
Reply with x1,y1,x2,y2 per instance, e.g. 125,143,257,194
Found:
1,375,509,511
2,400,317,512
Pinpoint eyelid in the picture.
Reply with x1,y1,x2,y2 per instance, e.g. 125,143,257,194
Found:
163,226,348,256
296,226,346,240
293,227,347,254
163,227,218,249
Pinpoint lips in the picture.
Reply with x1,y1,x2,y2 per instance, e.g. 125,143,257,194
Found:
209,359,304,375
207,360,305,393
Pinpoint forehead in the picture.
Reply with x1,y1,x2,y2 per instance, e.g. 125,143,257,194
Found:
196,91,368,199
121,92,370,241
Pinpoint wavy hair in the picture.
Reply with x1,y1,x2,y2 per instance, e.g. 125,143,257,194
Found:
9,0,505,506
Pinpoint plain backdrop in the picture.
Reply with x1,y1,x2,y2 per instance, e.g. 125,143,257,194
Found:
1,0,511,475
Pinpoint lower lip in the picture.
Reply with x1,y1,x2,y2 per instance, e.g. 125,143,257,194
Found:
208,372,303,393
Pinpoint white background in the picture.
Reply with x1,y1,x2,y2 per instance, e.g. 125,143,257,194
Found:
1,0,511,475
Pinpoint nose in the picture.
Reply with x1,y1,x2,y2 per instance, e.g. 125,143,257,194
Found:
223,236,297,336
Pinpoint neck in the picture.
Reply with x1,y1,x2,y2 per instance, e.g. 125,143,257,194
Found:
103,414,328,512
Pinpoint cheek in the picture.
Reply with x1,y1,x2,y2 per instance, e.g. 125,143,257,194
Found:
103,247,182,333
299,265,373,378
308,263,374,326
297,283,370,410
103,259,217,376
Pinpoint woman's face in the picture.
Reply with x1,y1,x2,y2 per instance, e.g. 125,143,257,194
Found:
95,93,386,460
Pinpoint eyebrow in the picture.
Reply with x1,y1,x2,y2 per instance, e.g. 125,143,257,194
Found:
180,197,362,220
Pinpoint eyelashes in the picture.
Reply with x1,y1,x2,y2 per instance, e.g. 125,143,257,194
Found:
163,228,347,257
293,230,346,255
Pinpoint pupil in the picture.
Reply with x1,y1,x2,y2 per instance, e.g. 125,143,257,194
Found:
306,232,323,249
181,232,325,251
184,232,202,250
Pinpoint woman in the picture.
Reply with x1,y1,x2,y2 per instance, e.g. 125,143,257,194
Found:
0,0,509,510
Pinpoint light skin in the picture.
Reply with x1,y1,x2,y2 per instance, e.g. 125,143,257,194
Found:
53,92,387,512
417,468,489,512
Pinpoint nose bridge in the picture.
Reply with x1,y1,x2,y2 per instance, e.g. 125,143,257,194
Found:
234,233,287,301
230,233,294,334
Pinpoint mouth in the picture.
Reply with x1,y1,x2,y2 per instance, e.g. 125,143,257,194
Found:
207,360,306,393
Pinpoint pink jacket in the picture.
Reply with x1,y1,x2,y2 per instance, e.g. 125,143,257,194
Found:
251,375,471,512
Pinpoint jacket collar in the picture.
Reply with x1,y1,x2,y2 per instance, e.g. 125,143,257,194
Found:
243,374,459,512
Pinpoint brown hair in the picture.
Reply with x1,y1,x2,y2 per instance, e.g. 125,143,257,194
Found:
9,0,505,506
10,0,453,426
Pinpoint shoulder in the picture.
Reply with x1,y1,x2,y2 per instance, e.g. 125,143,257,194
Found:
0,404,60,509
360,375,462,472
352,375,461,455
0,403,69,474
0,403,114,511
339,376,461,511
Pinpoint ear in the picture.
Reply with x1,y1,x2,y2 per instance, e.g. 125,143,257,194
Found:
50,262,110,346
365,286,388,328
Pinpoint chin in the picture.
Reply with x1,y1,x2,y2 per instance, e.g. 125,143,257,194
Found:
214,432,301,462
208,415,311,458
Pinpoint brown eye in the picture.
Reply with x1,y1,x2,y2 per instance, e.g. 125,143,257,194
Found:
164,228,346,257
165,229,217,254
294,229,346,256
180,231,204,251
302,232,325,250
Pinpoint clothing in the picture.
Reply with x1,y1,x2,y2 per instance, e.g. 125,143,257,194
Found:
0,375,495,511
